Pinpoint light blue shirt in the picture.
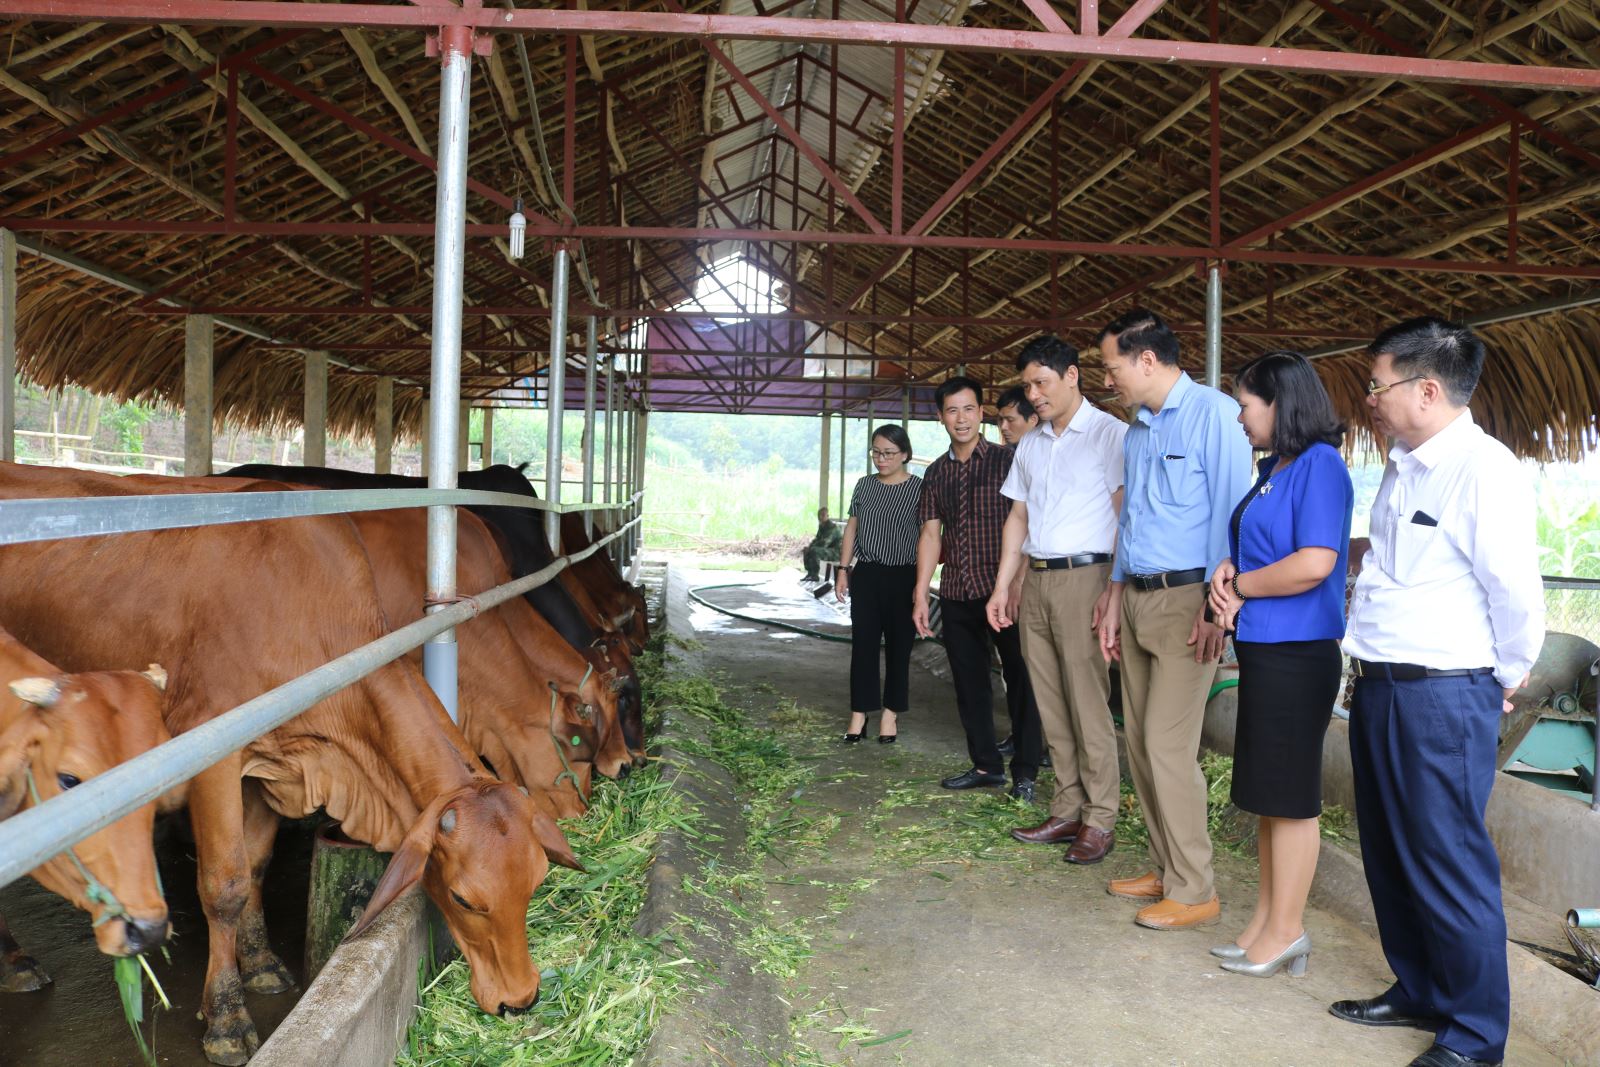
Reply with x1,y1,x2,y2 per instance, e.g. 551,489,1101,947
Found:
1112,372,1254,582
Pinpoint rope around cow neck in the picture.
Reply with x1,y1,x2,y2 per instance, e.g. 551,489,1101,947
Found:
546,662,595,793
26,766,134,927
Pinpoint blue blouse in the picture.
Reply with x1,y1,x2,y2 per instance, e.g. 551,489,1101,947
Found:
1228,442,1354,643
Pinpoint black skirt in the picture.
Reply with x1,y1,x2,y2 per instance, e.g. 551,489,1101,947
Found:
1230,638,1342,819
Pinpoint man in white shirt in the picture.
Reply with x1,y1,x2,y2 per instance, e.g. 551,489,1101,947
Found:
987,335,1127,864
1333,318,1543,1067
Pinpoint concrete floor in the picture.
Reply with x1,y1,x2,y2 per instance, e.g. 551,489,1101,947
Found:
673,561,1568,1067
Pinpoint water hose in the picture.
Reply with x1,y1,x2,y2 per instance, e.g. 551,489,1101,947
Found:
687,582,936,644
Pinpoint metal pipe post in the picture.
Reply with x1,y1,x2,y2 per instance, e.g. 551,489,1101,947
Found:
545,246,570,552
1205,263,1222,390
303,349,327,467
818,410,832,510
373,376,394,474
480,405,494,468
457,400,471,472
422,23,475,722
582,316,598,536
901,386,910,430
633,405,648,560
0,228,15,463
184,314,214,475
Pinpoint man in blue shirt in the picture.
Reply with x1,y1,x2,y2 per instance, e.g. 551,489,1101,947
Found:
1094,308,1253,931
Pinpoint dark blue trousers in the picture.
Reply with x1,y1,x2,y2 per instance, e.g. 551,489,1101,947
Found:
1348,672,1509,1063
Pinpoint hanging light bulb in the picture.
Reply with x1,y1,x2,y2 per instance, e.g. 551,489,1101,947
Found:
508,197,527,260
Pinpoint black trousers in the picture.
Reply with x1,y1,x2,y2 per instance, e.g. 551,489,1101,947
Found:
940,595,1042,779
849,562,917,713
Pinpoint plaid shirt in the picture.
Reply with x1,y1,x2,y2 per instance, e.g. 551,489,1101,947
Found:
917,436,1014,601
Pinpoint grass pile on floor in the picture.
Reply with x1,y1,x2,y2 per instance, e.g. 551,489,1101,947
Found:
395,766,696,1067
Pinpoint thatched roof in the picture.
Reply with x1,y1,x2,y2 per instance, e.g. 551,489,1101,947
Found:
2,2,1598,458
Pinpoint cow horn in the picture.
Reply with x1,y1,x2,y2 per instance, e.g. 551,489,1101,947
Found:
9,677,62,709
610,607,636,631
142,664,168,691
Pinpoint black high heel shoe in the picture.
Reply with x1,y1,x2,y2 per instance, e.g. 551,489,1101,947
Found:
843,713,867,743
877,711,898,744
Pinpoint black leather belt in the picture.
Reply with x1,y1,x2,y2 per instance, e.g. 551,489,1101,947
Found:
1351,659,1495,682
1123,567,1206,591
1029,553,1112,571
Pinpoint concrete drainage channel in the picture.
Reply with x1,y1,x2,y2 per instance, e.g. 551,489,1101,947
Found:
253,559,673,1067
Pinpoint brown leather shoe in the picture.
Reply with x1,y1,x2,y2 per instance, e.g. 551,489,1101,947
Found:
1107,871,1164,901
1010,816,1082,844
1135,895,1221,930
1064,826,1114,864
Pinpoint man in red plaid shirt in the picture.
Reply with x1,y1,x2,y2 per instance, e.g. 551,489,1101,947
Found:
913,376,1044,797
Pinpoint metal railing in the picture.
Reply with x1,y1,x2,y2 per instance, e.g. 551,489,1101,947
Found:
0,484,643,891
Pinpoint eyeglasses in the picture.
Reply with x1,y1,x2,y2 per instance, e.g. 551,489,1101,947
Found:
1366,374,1426,397
870,449,904,460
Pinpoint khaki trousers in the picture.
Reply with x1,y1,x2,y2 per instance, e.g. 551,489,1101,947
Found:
1019,564,1119,830
1119,583,1216,905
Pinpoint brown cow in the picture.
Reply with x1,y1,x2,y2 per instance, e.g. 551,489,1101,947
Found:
340,504,629,809
559,509,649,650
0,628,172,989
0,464,580,1065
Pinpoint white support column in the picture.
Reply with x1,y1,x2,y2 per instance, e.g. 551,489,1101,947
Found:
373,376,394,474
818,410,832,511
184,313,214,476
0,229,15,463
1206,263,1223,390
422,24,475,722
633,405,648,559
480,405,494,469
545,247,570,552
457,400,470,472
837,409,846,518
303,349,327,468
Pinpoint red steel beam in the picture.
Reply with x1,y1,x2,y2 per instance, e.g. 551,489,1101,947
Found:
1106,0,1164,37
907,60,1087,237
242,60,540,221
0,28,305,175
1021,0,1073,36
10,5,1599,93
12,216,1600,280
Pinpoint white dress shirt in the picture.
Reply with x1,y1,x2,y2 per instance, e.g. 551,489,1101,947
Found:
1343,410,1544,687
1000,399,1127,558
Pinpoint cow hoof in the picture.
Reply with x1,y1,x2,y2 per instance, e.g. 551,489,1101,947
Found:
201,1024,260,1066
242,957,295,995
0,953,52,992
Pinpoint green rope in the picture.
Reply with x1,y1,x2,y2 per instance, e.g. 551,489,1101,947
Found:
25,767,131,927
547,662,595,793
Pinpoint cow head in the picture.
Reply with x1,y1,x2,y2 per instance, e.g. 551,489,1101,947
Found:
589,640,646,765
8,666,173,957
569,671,629,780
346,779,582,1016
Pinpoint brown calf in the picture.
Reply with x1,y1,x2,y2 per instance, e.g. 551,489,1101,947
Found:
0,628,171,988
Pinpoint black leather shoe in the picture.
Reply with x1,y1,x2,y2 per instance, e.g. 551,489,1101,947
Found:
1040,752,1052,769
1008,778,1036,803
1408,1044,1500,1067
941,768,1007,790
997,735,1015,757
877,733,897,745
1329,998,1443,1031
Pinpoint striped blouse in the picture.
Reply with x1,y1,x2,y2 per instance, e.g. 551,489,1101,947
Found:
848,474,923,566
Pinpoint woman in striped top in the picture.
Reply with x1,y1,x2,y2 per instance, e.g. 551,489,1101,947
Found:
835,425,923,744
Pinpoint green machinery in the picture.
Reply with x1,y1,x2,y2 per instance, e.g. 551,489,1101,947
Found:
1497,632,1600,806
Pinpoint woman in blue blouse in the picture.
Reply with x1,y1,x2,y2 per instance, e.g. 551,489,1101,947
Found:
1206,351,1354,979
